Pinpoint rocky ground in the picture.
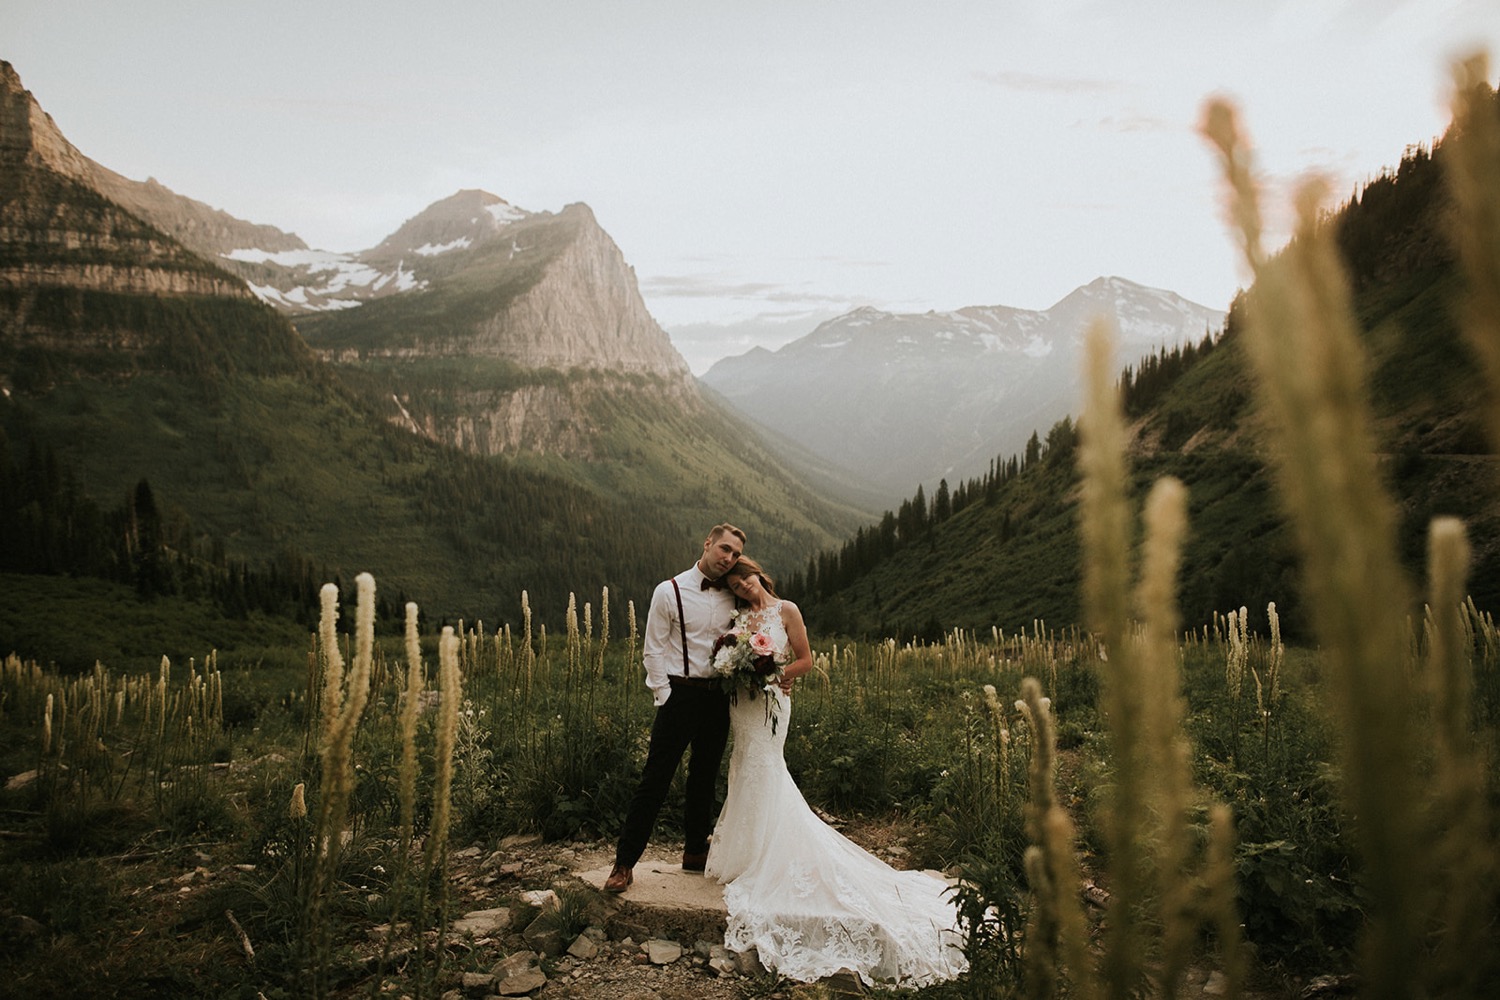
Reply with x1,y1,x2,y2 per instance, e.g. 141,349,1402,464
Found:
403,814,1304,1000
2,799,1309,999
415,815,932,1000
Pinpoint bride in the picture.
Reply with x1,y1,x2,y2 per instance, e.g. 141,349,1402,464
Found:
704,557,969,987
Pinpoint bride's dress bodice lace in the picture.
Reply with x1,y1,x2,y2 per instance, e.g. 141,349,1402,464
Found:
704,602,968,987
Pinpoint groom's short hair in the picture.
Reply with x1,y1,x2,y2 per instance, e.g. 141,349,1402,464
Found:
709,523,747,546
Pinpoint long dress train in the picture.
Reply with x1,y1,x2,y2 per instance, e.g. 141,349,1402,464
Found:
704,602,968,987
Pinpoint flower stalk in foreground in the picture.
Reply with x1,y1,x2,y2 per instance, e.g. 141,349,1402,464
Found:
1201,95,1426,1000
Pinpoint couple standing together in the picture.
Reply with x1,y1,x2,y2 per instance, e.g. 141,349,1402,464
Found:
605,523,968,988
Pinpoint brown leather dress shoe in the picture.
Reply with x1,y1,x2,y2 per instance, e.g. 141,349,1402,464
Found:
604,864,633,893
682,851,708,872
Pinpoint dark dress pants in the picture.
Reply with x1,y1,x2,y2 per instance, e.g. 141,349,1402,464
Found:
614,684,730,867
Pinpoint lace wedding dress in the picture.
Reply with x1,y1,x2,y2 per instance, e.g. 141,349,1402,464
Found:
704,602,969,987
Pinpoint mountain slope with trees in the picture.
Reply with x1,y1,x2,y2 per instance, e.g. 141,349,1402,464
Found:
793,92,1500,640
0,60,866,668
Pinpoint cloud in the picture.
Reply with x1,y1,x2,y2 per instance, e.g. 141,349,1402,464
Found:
972,69,1124,96
1090,111,1175,133
641,274,783,299
640,273,868,308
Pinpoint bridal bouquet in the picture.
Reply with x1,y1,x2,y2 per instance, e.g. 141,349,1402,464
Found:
710,612,792,731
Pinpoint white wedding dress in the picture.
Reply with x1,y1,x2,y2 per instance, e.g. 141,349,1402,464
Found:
704,602,969,987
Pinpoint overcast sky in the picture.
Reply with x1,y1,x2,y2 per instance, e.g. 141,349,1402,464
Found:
8,1,1498,372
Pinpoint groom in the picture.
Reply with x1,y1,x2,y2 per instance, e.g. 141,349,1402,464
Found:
605,522,746,893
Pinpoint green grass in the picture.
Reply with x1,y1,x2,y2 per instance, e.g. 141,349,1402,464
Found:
0,572,308,675
5,604,1489,995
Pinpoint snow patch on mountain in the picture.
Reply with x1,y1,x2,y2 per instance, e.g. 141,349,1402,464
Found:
415,237,473,256
486,201,528,225
226,246,429,310
247,282,364,312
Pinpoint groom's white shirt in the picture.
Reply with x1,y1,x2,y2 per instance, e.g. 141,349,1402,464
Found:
642,565,736,706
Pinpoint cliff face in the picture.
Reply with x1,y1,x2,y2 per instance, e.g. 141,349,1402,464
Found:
0,61,316,388
0,62,92,182
468,204,689,377
2,58,695,463
0,62,255,304
287,196,689,378
89,170,307,259
298,199,693,458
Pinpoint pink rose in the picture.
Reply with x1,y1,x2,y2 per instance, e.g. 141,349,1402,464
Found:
750,632,776,657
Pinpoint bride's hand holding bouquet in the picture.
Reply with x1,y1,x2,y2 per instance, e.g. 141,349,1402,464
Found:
717,556,815,732
710,614,791,699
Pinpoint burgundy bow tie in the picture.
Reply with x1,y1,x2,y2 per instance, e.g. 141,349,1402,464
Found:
701,576,724,590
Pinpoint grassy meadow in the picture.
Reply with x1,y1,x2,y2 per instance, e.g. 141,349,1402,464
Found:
1,570,1496,997
3,57,1500,1000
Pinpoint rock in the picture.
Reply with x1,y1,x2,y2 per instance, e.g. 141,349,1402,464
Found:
513,888,558,927
518,888,558,911
1203,970,1228,996
1301,974,1360,999
566,934,598,960
522,914,567,956
454,846,482,859
707,945,738,977
496,968,547,996
451,907,512,937
491,952,547,996
500,833,543,850
645,938,683,965
824,968,868,994
606,916,651,942
5,770,39,791
460,971,495,995
733,947,767,976
490,952,537,978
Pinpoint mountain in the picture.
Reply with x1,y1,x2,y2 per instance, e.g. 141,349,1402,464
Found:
292,195,693,460
0,60,866,641
0,61,317,386
701,277,1224,502
219,190,545,317
792,102,1500,641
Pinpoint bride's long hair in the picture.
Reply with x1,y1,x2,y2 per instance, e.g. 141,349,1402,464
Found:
728,556,779,599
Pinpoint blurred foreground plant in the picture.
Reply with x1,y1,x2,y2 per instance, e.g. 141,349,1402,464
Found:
1198,55,1500,999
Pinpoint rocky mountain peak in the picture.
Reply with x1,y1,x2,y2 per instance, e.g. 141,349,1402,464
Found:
702,277,1225,499
0,60,94,181
1,62,304,261
451,201,689,377
361,189,531,266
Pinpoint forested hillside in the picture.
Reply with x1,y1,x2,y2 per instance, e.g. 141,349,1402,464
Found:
0,61,868,672
792,94,1500,641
